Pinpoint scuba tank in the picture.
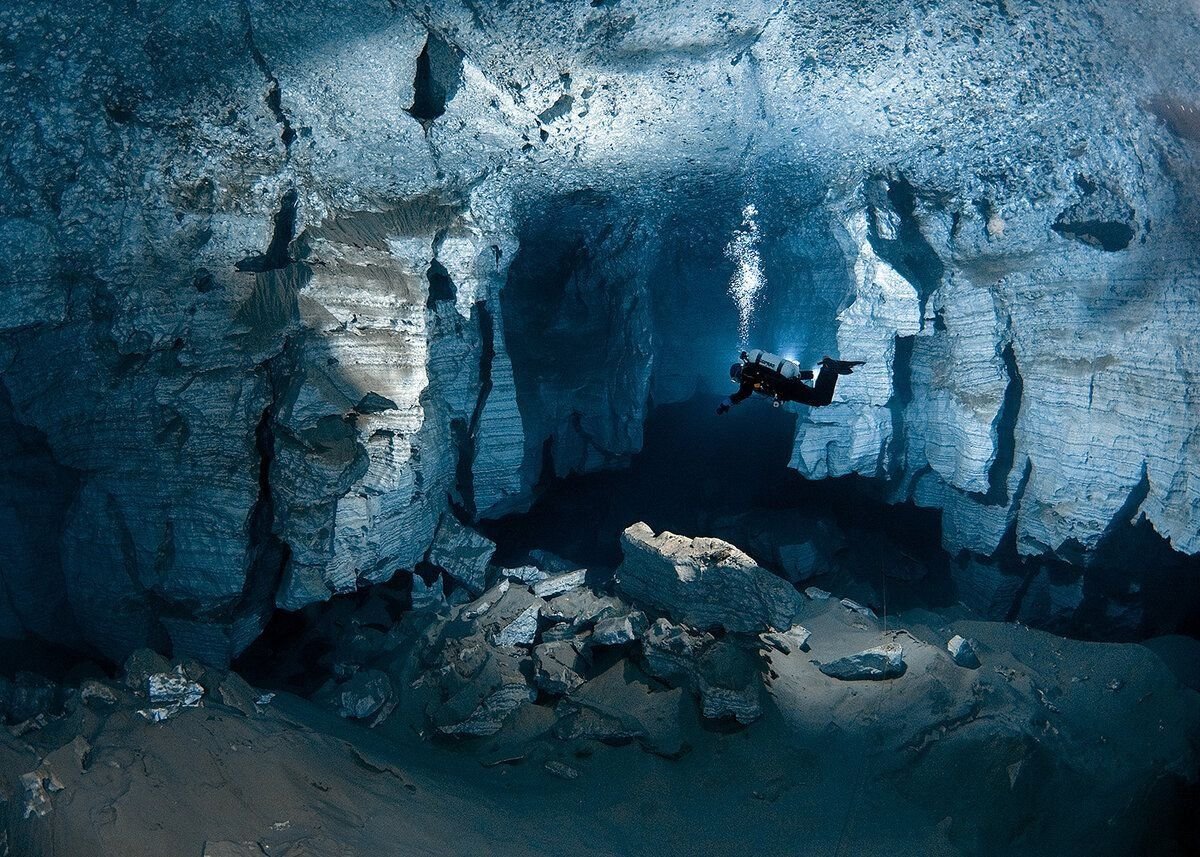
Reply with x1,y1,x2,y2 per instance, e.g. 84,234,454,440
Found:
740,349,802,406
742,348,802,380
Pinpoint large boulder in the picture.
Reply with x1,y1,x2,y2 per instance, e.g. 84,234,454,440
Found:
616,523,805,633
427,514,496,595
818,644,906,681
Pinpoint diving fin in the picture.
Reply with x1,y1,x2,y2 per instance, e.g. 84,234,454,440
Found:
819,356,866,375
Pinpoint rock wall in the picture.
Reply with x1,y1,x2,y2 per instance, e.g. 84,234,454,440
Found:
2,0,1199,661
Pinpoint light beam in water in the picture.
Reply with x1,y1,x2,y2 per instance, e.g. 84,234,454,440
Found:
725,203,764,348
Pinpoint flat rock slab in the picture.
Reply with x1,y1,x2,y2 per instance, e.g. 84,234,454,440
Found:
616,523,805,633
427,514,496,594
533,569,587,598
818,644,905,681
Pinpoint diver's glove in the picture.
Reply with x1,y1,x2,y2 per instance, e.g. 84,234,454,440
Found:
716,399,732,416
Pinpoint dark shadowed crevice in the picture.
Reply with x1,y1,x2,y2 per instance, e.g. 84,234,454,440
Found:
1003,562,1044,624
241,1,297,148
980,340,1024,505
1051,218,1135,252
0,379,83,645
454,302,496,518
1051,181,1137,251
235,190,308,333
236,189,299,273
885,334,915,479
407,32,463,125
1095,465,1152,552
867,175,945,325
426,259,456,307
232,356,292,653
537,93,575,125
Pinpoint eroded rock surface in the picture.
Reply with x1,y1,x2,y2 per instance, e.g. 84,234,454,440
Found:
1,0,1199,661
616,523,805,633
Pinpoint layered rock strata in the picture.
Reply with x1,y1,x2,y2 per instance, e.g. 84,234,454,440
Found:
2,0,1199,658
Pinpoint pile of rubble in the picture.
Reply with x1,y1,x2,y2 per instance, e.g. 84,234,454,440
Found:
307,521,964,760
1,648,277,821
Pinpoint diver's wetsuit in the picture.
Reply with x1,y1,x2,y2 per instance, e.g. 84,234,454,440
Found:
729,362,838,407
718,350,862,414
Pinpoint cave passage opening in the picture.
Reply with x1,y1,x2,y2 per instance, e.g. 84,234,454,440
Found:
489,177,853,510
480,395,955,618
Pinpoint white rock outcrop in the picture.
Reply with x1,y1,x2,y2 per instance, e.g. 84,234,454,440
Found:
616,523,806,634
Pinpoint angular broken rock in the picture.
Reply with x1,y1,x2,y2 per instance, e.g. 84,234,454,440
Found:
427,513,496,595
533,569,587,598
819,644,905,680
542,588,620,630
335,669,396,725
3,672,57,723
123,648,172,692
696,641,763,724
540,622,582,643
840,598,879,621
148,666,205,712
466,582,546,648
426,628,537,738
617,523,805,633
500,565,549,585
491,603,541,648
641,618,710,687
591,610,648,647
214,672,262,717
410,572,447,612
79,680,119,706
436,678,536,737
533,641,586,695
760,625,812,655
20,768,64,819
947,635,981,668
804,586,832,601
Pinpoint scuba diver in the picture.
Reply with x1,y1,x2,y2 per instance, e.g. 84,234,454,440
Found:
717,349,864,414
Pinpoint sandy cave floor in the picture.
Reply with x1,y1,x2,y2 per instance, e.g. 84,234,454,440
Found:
3,595,1198,857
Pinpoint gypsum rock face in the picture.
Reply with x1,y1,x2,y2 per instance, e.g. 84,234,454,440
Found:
271,207,510,610
617,523,806,633
3,0,1200,660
